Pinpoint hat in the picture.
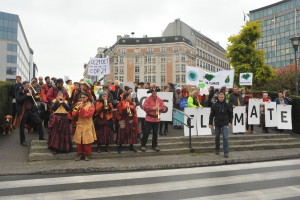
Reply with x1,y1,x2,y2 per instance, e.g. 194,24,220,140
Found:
176,87,182,90
79,81,91,88
147,86,160,93
101,92,108,96
22,81,29,85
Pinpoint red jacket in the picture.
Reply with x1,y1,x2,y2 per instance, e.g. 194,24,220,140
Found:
46,86,69,105
143,95,166,122
41,84,51,103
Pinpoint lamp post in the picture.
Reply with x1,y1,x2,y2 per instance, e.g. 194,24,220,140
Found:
290,37,300,96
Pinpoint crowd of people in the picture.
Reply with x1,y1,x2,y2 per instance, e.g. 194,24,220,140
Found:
8,75,293,159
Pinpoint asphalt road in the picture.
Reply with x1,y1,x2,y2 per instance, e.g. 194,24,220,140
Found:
0,159,300,199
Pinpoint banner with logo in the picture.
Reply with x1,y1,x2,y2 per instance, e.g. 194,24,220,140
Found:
186,66,234,88
239,73,253,86
88,57,110,76
136,89,173,121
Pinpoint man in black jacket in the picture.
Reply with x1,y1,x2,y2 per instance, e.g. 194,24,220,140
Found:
15,81,45,146
209,93,233,158
9,76,23,120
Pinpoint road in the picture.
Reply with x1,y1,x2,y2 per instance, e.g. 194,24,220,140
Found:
0,159,300,199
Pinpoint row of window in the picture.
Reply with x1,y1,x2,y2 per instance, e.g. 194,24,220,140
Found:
262,23,296,37
120,46,183,55
6,66,17,75
257,36,291,49
268,59,293,67
250,0,300,20
262,11,298,26
196,48,229,69
196,59,223,72
7,55,17,63
115,55,187,64
265,48,293,58
7,43,17,52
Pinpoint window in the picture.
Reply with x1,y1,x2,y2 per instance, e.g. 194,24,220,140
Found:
148,76,151,82
119,76,124,82
161,65,166,73
6,67,16,75
152,56,156,62
119,66,124,74
176,75,180,82
148,48,153,53
152,66,156,72
181,64,186,72
135,56,140,63
148,66,152,73
175,55,180,62
144,56,147,63
181,55,186,61
135,66,139,73
174,46,179,52
7,55,17,64
152,76,156,82
144,76,148,82
114,76,118,80
147,56,151,62
121,48,126,55
135,76,140,82
161,47,166,53
149,39,152,43
7,43,17,52
161,56,165,62
161,76,165,83
176,64,180,72
114,66,118,74
181,75,186,82
119,56,124,63
115,57,118,63
144,66,147,73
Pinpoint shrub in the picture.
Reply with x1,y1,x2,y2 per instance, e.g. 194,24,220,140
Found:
0,81,13,125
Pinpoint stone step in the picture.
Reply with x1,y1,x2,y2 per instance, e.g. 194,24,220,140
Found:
30,138,300,153
29,142,300,161
31,133,294,146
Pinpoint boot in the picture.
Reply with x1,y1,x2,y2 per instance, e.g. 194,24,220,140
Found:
159,127,163,136
130,144,137,153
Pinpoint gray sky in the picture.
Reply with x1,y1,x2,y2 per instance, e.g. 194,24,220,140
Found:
0,0,277,82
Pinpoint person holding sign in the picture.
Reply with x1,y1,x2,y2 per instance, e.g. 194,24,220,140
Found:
116,92,140,153
141,87,166,152
209,93,233,158
260,92,271,133
188,90,203,108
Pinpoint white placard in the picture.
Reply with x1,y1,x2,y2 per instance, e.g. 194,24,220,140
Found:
137,89,173,121
88,57,110,76
186,66,234,89
184,107,197,136
196,108,212,135
277,105,292,130
239,73,253,86
248,99,261,125
265,102,277,127
232,106,246,133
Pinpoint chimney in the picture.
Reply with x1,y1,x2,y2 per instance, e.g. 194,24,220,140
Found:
117,35,122,41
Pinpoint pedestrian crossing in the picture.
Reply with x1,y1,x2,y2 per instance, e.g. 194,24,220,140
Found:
0,159,300,200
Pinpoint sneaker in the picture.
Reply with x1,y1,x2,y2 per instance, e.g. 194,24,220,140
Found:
251,130,256,134
75,154,83,161
224,153,229,158
140,146,146,151
85,155,89,161
153,147,160,152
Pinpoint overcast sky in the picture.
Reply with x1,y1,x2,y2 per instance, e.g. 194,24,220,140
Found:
0,0,278,82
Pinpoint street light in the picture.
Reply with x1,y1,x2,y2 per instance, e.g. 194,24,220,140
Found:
290,36,300,96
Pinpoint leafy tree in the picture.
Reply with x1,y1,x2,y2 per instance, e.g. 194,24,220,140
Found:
226,21,275,87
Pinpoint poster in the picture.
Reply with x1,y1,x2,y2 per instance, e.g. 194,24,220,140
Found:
88,57,110,76
232,106,246,133
239,73,253,86
265,102,277,127
277,105,292,130
186,66,234,89
196,108,212,135
247,99,261,125
184,107,198,136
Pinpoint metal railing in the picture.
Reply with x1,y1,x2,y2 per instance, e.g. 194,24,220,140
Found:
172,108,195,152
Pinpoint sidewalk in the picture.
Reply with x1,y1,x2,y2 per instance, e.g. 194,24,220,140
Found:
0,125,299,175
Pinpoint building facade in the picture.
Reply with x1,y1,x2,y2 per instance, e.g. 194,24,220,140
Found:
249,0,300,68
0,11,36,82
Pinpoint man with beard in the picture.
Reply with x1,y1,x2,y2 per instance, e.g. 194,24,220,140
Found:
46,78,69,107
228,87,244,134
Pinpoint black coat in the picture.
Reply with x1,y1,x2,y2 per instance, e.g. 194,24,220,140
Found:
209,100,233,126
16,90,35,114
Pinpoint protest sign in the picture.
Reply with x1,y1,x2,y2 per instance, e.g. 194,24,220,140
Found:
196,108,212,135
247,99,261,125
265,102,277,127
94,86,103,100
184,107,198,136
232,106,246,133
88,57,110,76
277,105,292,129
239,73,253,86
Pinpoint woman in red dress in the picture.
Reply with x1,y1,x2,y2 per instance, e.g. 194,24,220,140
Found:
94,92,114,153
116,92,140,153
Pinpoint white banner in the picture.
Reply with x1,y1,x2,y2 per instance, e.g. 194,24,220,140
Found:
265,102,277,127
184,108,198,136
136,89,173,121
196,108,212,135
239,73,253,86
232,106,246,133
88,57,110,76
277,105,292,130
248,99,261,125
186,66,234,89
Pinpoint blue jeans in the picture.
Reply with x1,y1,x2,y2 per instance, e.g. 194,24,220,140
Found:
215,125,229,153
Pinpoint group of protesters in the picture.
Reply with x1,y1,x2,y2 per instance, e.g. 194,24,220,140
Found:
8,75,293,159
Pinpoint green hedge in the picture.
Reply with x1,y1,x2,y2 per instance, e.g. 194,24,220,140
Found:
253,90,300,134
0,81,13,125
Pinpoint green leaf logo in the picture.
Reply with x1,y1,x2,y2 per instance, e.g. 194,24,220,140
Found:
242,73,251,80
197,82,206,89
204,74,214,81
225,76,230,83
188,71,198,81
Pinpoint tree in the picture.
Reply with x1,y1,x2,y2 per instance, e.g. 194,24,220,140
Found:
226,21,275,87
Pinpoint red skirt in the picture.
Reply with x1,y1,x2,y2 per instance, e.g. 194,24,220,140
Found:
96,124,114,145
48,114,73,153
116,119,138,145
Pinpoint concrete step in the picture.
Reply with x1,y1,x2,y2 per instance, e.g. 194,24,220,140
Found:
31,133,294,146
28,142,300,162
30,138,300,153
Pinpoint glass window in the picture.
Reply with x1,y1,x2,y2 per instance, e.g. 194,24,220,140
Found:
6,66,16,75
152,76,156,82
148,48,153,53
119,76,124,82
175,55,180,62
181,74,186,82
135,76,140,82
119,66,124,74
148,76,151,82
7,43,17,52
148,66,152,73
176,64,180,72
174,46,179,52
161,76,165,83
152,66,156,72
161,56,165,62
121,48,126,55
147,56,151,62
114,66,118,74
181,55,186,61
7,55,17,63
135,57,139,63
176,75,180,82
144,66,147,73
161,65,166,73
119,56,124,63
144,76,147,82
181,64,186,72
161,47,166,53
135,66,139,73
